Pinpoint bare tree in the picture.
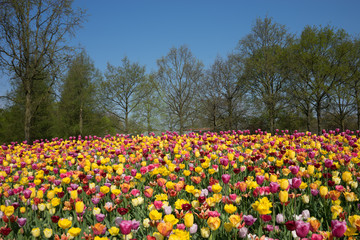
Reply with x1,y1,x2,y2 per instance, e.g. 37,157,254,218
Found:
100,57,148,134
156,45,203,135
239,17,293,134
0,0,85,141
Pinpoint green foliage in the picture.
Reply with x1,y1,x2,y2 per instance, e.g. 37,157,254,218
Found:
58,51,112,138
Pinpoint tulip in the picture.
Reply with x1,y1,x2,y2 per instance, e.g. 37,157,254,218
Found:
238,227,248,238
119,220,133,235
279,191,289,203
222,174,231,184
331,220,347,238
96,213,106,222
207,217,221,230
291,177,302,189
189,224,198,234
157,222,173,236
295,220,310,238
164,206,172,215
200,227,210,238
256,175,265,185
68,227,81,237
108,226,120,236
276,214,285,224
23,189,32,199
243,215,257,226
184,212,194,227
17,217,27,227
75,201,85,214
279,179,289,190
31,228,40,237
269,182,279,193
319,186,328,198
43,228,53,238
131,220,140,230
58,218,72,229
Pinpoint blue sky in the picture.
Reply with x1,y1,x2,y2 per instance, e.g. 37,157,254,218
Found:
1,0,360,96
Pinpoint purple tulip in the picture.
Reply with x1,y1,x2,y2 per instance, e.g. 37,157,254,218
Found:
222,174,231,184
256,175,265,185
269,182,280,193
324,159,333,168
131,220,140,230
95,213,105,222
291,177,302,189
264,224,274,232
17,217,27,227
311,189,319,196
289,166,299,175
243,215,257,226
295,220,310,238
23,189,32,199
91,197,100,205
331,220,347,238
119,220,133,235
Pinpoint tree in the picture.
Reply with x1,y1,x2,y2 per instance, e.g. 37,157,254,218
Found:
156,45,203,134
239,17,293,134
348,38,360,129
100,57,148,134
289,26,352,134
0,66,56,143
59,51,106,137
199,55,247,131
0,0,85,141
132,73,164,134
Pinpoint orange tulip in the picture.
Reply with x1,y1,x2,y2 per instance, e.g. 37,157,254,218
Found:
157,222,173,236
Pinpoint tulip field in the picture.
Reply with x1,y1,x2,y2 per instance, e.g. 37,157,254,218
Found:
1,130,360,239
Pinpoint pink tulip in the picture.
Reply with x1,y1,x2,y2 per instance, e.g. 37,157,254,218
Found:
295,220,310,238
331,220,346,238
311,233,323,240
221,174,231,184
119,220,133,235
154,201,163,210
292,177,302,189
256,175,265,185
269,182,279,193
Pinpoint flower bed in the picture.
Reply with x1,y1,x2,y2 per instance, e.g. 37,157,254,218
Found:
0,130,359,239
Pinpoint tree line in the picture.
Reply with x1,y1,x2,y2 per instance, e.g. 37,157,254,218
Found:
0,1,360,143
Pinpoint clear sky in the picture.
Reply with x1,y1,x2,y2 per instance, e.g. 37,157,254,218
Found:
1,0,360,96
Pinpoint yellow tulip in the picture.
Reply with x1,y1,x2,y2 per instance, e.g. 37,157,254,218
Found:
207,217,221,230
75,201,85,213
319,186,328,198
58,218,72,229
184,213,194,227
68,227,81,237
279,191,289,203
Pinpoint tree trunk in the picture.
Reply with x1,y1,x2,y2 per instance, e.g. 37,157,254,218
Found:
79,103,83,135
357,102,360,131
212,104,216,132
24,88,32,142
179,111,183,135
125,112,128,134
147,106,151,134
306,103,311,132
228,98,233,130
316,103,322,135
269,105,275,135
